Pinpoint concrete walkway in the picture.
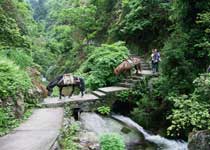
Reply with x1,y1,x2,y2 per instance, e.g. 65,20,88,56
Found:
0,108,64,150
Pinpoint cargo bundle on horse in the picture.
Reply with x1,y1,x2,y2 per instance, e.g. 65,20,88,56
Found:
46,74,85,99
114,56,141,76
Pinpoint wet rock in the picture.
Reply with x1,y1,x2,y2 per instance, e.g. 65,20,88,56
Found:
79,131,100,150
188,130,210,150
14,93,25,118
27,67,48,99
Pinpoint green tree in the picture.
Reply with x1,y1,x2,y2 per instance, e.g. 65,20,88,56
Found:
109,0,171,52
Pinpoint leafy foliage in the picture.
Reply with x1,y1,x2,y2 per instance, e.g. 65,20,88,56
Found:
167,73,210,136
77,42,129,89
100,133,126,150
109,0,171,52
60,122,80,150
161,0,210,95
97,106,111,115
167,95,210,137
0,108,32,136
0,57,32,100
0,49,33,68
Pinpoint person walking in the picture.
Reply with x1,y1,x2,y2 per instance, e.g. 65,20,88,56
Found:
151,48,161,74
151,49,156,74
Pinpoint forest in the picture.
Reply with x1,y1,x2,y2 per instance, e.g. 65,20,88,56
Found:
0,0,209,149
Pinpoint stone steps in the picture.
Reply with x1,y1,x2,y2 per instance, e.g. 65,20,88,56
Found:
118,82,134,88
98,86,129,94
0,108,64,150
122,78,139,83
91,90,106,98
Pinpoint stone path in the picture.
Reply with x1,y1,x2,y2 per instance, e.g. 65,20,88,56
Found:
0,108,64,150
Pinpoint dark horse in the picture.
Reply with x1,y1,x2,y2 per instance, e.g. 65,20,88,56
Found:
46,75,85,99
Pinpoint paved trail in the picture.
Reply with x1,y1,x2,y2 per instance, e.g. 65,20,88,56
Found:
0,108,63,150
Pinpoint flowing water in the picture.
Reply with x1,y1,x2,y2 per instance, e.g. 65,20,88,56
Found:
79,112,188,150
80,112,144,146
113,115,188,150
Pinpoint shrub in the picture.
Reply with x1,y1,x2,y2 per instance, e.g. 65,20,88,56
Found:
0,57,34,135
167,95,210,137
0,107,32,136
0,48,33,68
77,41,129,90
97,106,110,115
0,57,32,100
167,73,210,137
60,122,80,150
193,73,210,103
100,133,126,150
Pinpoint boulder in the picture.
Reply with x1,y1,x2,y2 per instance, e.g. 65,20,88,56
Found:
27,67,48,98
14,93,25,118
188,130,210,150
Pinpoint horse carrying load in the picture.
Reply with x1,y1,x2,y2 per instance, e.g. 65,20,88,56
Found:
47,74,85,99
62,73,75,85
114,56,142,76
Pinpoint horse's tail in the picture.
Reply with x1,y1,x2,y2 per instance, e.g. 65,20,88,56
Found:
79,77,85,92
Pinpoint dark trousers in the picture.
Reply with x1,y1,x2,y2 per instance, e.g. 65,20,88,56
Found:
152,61,159,73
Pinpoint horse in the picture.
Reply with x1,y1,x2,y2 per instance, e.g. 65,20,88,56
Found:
46,74,85,99
114,56,141,76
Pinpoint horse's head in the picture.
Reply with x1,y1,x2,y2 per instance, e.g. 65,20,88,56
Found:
46,86,53,96
114,68,120,76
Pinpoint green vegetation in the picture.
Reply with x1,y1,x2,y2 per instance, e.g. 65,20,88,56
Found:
0,57,36,135
60,122,80,150
97,106,111,115
100,133,126,150
0,0,209,145
0,108,32,136
167,73,210,136
0,0,43,136
77,42,129,89
0,57,31,101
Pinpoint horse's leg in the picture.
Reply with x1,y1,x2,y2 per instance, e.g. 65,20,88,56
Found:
80,85,84,97
139,63,142,72
135,64,141,75
129,69,132,77
69,85,74,98
138,64,142,74
134,65,138,75
59,87,63,99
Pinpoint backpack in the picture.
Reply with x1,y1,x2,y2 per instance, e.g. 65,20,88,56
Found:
153,52,160,63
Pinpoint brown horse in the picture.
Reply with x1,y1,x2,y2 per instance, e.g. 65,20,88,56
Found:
114,56,141,76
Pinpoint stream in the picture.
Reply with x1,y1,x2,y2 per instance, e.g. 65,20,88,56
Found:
79,112,188,150
113,115,188,150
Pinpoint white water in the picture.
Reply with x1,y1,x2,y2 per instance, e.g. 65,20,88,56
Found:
113,115,188,150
